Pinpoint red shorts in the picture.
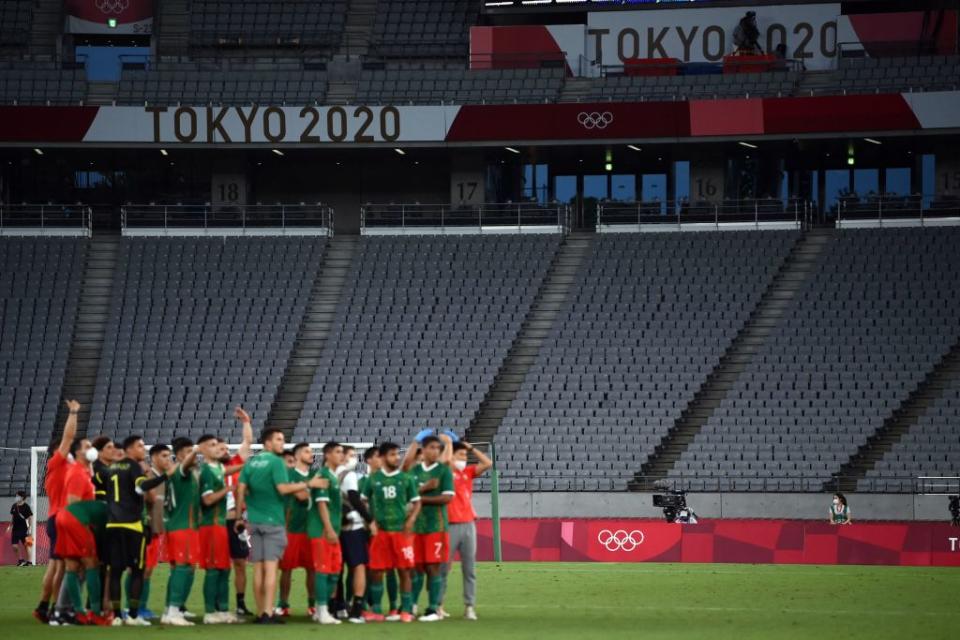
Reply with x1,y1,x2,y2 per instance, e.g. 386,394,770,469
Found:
369,531,415,571
310,538,343,575
166,528,199,566
54,511,96,559
199,525,231,570
414,532,450,566
145,535,162,570
280,532,313,571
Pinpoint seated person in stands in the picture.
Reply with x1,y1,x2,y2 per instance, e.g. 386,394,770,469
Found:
829,494,852,525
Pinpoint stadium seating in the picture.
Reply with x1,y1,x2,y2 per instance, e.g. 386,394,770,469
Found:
117,61,328,106
863,375,960,492
492,232,799,491
837,55,960,94
585,70,799,102
0,61,85,106
293,235,561,445
86,238,325,443
0,0,31,49
370,0,477,58
675,229,960,491
189,0,348,51
357,66,565,105
0,239,85,495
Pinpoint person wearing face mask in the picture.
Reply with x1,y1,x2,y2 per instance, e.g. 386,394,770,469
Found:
9,490,33,567
829,494,852,525
440,434,491,621
337,445,376,623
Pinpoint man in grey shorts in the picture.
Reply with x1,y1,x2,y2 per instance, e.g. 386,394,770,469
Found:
235,426,327,625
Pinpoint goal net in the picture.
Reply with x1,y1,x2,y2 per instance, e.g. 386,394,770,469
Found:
29,441,374,566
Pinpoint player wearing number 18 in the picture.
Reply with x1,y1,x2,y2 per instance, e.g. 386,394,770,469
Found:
363,442,421,623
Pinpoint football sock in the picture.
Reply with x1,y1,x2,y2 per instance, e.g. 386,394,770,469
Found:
218,570,230,612
411,572,424,606
87,570,103,616
65,570,85,614
386,571,398,610
368,581,384,614
400,591,413,614
313,573,330,613
140,577,151,611
203,570,218,613
428,574,443,611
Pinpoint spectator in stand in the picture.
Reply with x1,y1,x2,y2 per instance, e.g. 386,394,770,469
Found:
829,494,852,525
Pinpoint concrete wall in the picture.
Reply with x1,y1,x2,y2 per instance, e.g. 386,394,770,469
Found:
2,493,954,523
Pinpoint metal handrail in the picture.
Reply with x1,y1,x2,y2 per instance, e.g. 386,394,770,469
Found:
121,203,333,234
0,203,92,235
361,202,569,233
597,198,807,231
835,194,960,227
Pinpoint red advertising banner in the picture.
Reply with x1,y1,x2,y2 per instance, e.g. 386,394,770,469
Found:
474,519,960,567
65,0,155,35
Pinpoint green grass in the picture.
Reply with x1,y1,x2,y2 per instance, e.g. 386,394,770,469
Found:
2,562,958,639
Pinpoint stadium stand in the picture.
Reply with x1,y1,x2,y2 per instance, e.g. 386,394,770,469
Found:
585,70,799,102
492,231,799,491
370,0,477,58
0,61,85,106
356,66,565,105
837,55,960,94
864,375,960,492
189,0,348,51
0,239,85,495
117,60,328,106
0,0,32,49
674,228,960,492
293,235,561,445
86,238,325,443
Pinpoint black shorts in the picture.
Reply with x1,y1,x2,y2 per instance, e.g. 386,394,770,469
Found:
46,517,59,560
106,527,146,571
226,519,249,560
11,529,28,545
340,529,369,568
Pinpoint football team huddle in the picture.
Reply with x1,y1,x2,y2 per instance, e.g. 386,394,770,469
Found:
33,401,490,626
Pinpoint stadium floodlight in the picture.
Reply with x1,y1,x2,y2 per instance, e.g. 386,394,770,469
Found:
33,148,43,156
627,145,642,152
738,141,758,149
864,138,882,145
505,146,521,154
394,148,406,155
272,149,285,156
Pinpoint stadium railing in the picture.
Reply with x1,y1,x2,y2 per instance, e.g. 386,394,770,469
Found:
360,202,570,234
121,203,334,235
596,198,808,232
835,194,960,228
0,203,92,236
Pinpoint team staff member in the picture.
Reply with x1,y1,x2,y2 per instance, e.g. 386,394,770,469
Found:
161,438,200,627
364,442,421,623
105,435,168,626
34,399,80,625
224,407,254,616
235,426,327,625
441,439,491,621
339,446,376,622
9,490,32,567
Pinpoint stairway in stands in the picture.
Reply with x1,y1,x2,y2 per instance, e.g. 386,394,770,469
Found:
156,0,191,56
267,236,359,438
85,81,117,106
630,228,836,490
466,231,594,445
340,0,378,58
29,0,62,57
54,232,121,437
558,77,594,103
831,340,960,492
794,70,840,97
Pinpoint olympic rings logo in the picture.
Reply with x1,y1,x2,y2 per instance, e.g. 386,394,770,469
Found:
96,0,130,15
577,111,614,130
597,529,644,552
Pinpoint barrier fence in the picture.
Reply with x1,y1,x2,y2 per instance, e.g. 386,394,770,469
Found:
121,203,334,235
597,198,807,231
361,202,570,234
0,204,92,235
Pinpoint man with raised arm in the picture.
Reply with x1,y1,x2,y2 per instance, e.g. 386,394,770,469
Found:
160,437,200,626
224,407,254,616
104,435,169,626
34,399,80,625
364,442,421,623
235,426,328,625
197,435,240,624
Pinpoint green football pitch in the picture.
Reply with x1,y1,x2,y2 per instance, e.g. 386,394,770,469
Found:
1,562,957,639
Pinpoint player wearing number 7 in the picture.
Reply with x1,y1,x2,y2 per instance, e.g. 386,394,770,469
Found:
363,442,421,623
